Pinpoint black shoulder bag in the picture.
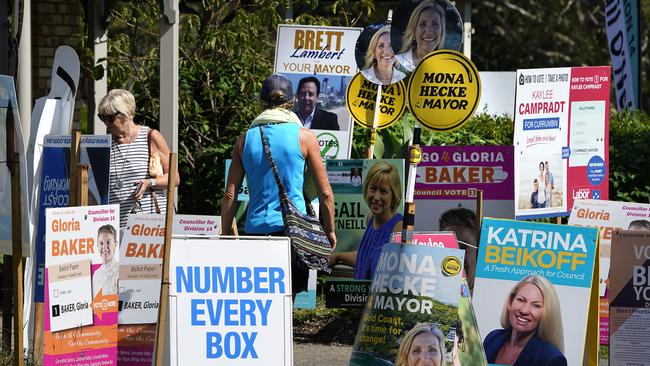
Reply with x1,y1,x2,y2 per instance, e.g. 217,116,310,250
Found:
259,126,332,273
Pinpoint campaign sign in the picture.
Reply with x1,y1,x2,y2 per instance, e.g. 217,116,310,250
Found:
391,232,489,366
168,237,292,365
118,214,164,324
117,214,164,365
35,134,111,302
346,73,407,129
569,199,650,344
350,243,464,365
610,230,650,365
329,159,405,254
275,24,361,159
414,145,515,230
473,218,598,366
514,66,610,219
44,204,119,366
173,214,220,236
407,50,481,132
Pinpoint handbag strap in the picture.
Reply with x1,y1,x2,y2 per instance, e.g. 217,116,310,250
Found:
258,126,317,217
150,191,161,214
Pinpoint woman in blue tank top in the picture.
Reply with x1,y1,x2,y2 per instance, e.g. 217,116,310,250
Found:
221,74,337,293
329,161,403,280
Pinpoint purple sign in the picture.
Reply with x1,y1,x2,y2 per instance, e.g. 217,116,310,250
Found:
414,146,514,200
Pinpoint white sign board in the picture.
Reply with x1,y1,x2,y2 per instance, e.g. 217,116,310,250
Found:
172,214,220,236
169,237,293,365
118,214,165,324
45,204,120,332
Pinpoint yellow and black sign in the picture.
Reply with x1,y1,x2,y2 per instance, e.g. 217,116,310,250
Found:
407,50,481,132
346,72,406,129
441,256,462,277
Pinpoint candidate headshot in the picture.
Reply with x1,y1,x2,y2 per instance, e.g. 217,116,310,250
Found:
295,76,340,131
360,25,406,86
396,0,447,72
483,275,566,366
628,219,650,231
396,323,446,366
92,224,119,296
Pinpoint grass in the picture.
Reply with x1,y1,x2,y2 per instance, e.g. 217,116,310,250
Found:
293,294,363,345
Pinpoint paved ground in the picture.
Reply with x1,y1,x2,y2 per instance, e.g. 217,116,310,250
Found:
294,342,352,366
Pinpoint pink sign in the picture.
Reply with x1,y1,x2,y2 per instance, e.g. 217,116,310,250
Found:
415,146,514,200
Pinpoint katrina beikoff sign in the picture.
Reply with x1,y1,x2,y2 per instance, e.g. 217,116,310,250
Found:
117,214,165,365
34,134,111,302
569,199,650,344
349,243,464,365
275,24,361,159
473,218,598,366
514,66,611,219
609,230,650,365
168,237,292,364
44,204,120,366
414,145,515,230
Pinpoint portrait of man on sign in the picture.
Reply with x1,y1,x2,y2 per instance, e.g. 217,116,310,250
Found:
295,76,340,131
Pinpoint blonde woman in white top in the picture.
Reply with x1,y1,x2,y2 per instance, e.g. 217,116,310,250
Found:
361,25,406,85
396,0,447,71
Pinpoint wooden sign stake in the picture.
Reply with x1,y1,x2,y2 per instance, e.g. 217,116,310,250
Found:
153,153,178,365
6,102,24,366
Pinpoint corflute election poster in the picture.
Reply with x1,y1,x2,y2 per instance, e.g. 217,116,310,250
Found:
117,214,165,366
274,24,361,160
169,237,293,365
349,243,464,365
44,204,120,366
325,159,404,307
472,218,598,366
414,145,515,230
610,230,650,365
35,134,111,302
569,199,650,344
514,66,610,219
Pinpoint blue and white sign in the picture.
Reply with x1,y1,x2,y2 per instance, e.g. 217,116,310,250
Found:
169,237,293,365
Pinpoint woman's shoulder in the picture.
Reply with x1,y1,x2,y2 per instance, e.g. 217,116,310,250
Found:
360,68,378,83
532,337,565,357
484,328,507,342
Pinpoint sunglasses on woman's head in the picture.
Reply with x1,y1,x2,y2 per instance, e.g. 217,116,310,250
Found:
98,111,121,124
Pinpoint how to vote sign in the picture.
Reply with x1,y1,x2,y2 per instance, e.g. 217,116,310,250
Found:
514,66,610,219
169,237,292,365
346,73,406,129
407,50,481,132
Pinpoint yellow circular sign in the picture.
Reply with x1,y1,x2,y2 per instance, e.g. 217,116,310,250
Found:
441,256,462,277
346,72,406,129
407,50,481,132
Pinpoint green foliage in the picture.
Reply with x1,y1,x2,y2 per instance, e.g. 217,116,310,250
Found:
95,0,650,215
609,110,650,203
355,111,514,160
102,0,378,214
